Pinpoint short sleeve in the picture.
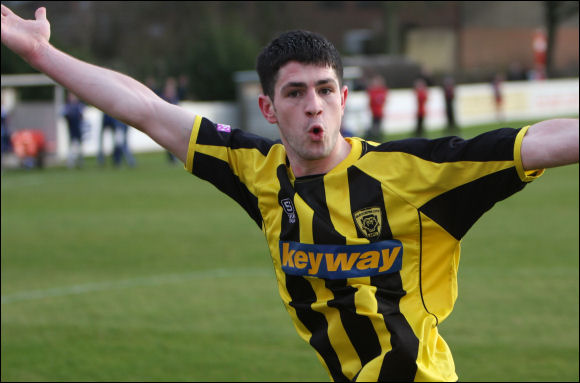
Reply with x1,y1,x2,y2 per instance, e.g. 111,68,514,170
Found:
513,125,545,182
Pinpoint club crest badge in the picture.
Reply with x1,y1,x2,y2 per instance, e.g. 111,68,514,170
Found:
354,207,382,239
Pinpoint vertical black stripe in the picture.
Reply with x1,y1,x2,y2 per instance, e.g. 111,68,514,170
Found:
296,174,383,375
348,167,392,241
277,166,348,382
325,279,382,367
371,274,419,382
349,166,418,380
287,275,348,382
294,176,345,245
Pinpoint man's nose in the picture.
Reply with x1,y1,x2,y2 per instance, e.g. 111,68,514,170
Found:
304,89,323,117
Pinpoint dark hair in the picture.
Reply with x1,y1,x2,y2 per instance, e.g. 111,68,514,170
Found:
256,30,343,99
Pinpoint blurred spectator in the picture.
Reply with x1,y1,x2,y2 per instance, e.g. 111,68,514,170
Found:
11,130,45,169
443,76,457,133
528,67,546,81
112,120,136,168
1,100,12,154
532,29,547,80
162,77,180,164
145,76,161,96
419,68,434,87
99,113,136,168
507,61,527,81
62,92,85,168
340,120,354,138
365,74,388,141
98,113,117,167
492,73,504,121
177,74,190,101
163,76,179,104
414,78,428,137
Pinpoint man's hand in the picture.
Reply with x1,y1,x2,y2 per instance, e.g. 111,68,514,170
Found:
1,5,51,64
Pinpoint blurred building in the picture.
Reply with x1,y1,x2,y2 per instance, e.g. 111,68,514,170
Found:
3,1,578,89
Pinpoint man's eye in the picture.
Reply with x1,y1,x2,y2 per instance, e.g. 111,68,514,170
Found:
320,88,332,95
288,90,301,97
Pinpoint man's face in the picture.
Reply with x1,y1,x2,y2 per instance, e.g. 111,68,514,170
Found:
260,61,347,163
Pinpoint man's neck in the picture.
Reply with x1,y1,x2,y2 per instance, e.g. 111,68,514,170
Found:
289,137,352,178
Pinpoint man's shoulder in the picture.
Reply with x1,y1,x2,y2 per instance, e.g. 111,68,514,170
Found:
360,128,520,164
198,116,281,157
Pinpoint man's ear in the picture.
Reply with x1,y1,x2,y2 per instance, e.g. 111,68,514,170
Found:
340,85,348,116
258,94,278,124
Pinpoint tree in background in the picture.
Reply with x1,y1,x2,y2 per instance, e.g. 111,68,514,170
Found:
182,23,260,101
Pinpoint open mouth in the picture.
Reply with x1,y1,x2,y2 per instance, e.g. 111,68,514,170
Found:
308,125,324,140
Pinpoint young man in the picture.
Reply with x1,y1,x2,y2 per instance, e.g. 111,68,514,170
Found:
2,5,578,382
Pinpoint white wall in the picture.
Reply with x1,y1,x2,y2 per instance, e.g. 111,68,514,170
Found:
343,77,579,136
56,101,239,160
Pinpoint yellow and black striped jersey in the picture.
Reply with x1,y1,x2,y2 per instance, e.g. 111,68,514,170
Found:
184,115,543,382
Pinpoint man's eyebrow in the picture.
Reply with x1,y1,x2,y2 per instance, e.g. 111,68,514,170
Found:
315,78,337,86
282,82,306,90
281,78,337,90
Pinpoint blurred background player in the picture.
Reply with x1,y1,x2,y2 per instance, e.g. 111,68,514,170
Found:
97,113,117,167
365,74,388,141
112,119,136,168
10,129,45,169
1,98,12,156
98,113,136,168
62,92,85,168
443,76,457,133
492,73,504,121
414,78,428,137
161,77,179,164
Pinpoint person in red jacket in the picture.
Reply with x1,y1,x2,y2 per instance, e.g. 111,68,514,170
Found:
11,129,45,169
414,78,428,137
366,75,388,141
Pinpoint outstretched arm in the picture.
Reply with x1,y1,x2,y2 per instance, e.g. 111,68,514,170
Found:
1,5,193,163
521,118,579,170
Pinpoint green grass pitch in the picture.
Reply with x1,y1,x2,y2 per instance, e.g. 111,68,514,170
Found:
1,120,578,381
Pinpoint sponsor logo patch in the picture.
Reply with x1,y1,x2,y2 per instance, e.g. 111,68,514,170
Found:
279,240,403,279
216,123,231,133
280,198,296,223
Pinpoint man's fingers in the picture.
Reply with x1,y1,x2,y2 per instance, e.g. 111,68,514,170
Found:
35,7,47,21
1,4,14,17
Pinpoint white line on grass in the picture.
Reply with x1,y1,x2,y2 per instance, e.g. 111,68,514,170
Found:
1,267,273,304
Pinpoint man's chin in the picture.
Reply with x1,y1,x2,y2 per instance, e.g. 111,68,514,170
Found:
299,147,332,161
